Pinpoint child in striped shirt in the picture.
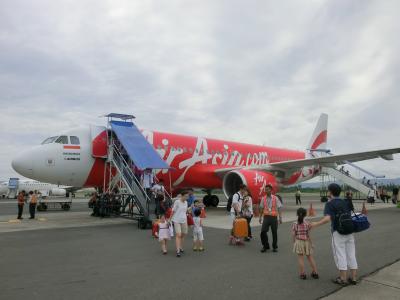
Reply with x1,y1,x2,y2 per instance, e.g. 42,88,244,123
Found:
292,207,319,280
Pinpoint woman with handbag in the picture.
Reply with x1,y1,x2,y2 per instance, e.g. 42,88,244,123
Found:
169,190,190,257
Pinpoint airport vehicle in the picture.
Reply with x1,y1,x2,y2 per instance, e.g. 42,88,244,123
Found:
11,113,400,208
2,178,73,210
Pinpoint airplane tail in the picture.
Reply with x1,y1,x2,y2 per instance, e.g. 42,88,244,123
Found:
307,113,328,156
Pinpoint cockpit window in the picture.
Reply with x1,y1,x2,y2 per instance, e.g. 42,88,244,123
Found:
70,136,80,145
41,136,58,144
55,135,68,144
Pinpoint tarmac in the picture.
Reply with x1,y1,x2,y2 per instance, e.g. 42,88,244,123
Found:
0,195,399,299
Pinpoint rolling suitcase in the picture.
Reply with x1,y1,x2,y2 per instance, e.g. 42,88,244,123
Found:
233,218,248,238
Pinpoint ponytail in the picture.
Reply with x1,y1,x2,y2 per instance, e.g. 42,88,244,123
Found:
297,207,307,224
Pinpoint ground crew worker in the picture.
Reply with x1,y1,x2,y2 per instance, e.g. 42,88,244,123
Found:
29,190,38,219
259,184,282,253
17,190,26,219
295,188,302,205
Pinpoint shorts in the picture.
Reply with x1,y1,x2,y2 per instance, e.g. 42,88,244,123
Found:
331,231,358,271
193,228,204,241
173,222,188,235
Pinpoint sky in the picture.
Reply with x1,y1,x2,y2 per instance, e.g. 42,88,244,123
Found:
0,0,399,181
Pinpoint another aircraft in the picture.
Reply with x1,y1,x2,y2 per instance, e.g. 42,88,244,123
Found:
11,114,400,204
0,178,70,198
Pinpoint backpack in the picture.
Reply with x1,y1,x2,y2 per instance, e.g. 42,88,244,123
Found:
226,193,239,212
334,200,354,235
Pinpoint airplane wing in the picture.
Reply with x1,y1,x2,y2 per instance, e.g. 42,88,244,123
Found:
214,147,400,175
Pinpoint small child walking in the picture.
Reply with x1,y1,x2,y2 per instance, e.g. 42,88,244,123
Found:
292,207,319,280
158,214,172,255
192,208,204,251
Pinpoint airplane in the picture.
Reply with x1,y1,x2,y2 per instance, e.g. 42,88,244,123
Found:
11,113,400,205
0,178,70,198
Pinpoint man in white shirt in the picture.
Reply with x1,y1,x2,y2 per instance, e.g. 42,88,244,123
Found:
230,184,247,245
141,168,154,199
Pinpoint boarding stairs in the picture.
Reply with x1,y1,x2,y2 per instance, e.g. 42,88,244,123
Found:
110,145,155,227
321,167,376,200
104,114,171,228
7,178,19,199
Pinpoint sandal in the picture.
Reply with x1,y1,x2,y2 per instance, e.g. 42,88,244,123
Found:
332,277,347,286
300,273,307,280
348,278,357,285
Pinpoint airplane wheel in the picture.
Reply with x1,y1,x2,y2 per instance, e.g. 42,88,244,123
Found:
62,204,71,211
203,195,211,207
210,195,219,207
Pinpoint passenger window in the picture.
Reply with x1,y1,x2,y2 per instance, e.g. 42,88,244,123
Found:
41,136,58,144
55,136,68,144
70,136,80,145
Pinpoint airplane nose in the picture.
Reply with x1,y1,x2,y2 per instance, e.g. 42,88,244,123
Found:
12,151,34,177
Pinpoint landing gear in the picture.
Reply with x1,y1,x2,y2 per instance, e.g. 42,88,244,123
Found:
203,194,219,207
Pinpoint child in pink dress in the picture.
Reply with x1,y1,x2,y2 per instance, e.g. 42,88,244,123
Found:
158,214,172,254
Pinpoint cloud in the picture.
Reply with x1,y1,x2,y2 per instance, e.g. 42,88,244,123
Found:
0,0,399,181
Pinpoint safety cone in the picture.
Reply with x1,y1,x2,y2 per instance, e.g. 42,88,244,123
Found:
308,203,316,217
361,202,367,215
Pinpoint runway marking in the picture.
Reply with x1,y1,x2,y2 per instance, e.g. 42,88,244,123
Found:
8,219,21,223
38,218,47,221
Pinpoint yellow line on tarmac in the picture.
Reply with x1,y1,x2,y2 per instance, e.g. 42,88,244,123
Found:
8,219,21,223
38,218,47,221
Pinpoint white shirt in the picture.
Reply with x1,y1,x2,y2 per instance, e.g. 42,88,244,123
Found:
230,192,243,213
142,172,154,189
172,199,188,223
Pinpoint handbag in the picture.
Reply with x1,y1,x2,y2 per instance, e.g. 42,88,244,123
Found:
187,214,194,226
351,212,370,233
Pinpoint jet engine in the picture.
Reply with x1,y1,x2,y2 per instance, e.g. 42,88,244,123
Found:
222,169,278,200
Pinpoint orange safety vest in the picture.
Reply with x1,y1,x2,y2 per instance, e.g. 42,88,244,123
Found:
17,194,25,205
262,195,278,217
31,195,38,204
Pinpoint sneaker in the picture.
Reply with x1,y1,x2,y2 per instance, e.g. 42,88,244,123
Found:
311,272,319,279
179,249,184,254
260,247,268,253
199,247,204,251
162,251,167,255
176,252,181,257
193,248,198,251
300,273,307,280
272,248,278,252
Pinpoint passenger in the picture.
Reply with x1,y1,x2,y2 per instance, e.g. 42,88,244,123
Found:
187,189,195,208
344,191,355,211
292,207,319,280
295,188,302,205
241,189,253,242
192,208,205,251
259,184,283,253
141,168,154,200
17,190,26,219
392,187,399,204
311,183,359,286
152,179,166,218
158,214,171,255
89,192,98,216
169,190,190,257
29,190,38,219
229,184,246,246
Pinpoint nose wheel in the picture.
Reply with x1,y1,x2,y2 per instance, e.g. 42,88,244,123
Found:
203,195,219,207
